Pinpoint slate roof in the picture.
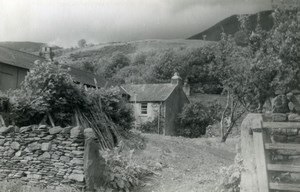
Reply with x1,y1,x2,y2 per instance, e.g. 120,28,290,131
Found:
121,83,177,102
0,46,106,87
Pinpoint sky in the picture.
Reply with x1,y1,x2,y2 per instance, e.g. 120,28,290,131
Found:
0,0,272,47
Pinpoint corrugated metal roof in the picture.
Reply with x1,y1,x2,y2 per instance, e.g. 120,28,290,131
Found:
121,83,177,102
0,46,106,87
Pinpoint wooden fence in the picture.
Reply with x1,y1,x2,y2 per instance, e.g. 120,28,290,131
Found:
241,114,300,192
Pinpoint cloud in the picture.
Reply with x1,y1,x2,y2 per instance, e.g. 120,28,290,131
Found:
0,0,272,47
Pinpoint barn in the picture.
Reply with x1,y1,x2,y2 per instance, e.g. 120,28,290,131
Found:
121,73,190,136
0,46,107,91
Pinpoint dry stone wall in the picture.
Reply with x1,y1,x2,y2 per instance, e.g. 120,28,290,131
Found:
0,124,86,189
265,93,300,184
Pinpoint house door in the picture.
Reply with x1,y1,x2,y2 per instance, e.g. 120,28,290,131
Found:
0,64,18,91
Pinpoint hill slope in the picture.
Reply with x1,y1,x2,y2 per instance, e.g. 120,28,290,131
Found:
0,41,62,54
55,39,213,63
0,41,46,53
189,10,274,41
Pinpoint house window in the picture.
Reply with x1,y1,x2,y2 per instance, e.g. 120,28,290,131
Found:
141,103,148,114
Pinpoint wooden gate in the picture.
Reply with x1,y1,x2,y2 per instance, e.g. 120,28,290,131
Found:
252,120,300,192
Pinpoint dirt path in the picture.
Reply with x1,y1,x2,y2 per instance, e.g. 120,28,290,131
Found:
134,134,238,192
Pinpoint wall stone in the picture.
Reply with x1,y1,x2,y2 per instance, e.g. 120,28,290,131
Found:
0,124,86,190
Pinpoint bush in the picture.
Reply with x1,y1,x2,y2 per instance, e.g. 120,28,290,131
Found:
7,61,87,127
215,154,243,192
6,61,134,131
177,101,221,138
139,116,164,134
86,87,134,131
100,147,152,192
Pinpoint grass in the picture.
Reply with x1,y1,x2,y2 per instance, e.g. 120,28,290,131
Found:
0,181,80,192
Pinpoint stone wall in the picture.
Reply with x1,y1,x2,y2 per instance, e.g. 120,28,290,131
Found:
269,94,300,183
241,94,300,191
0,124,86,190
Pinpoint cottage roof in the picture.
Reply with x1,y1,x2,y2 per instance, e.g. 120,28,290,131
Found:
0,46,106,87
121,83,177,102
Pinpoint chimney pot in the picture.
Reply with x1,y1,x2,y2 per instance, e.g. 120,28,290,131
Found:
171,72,182,86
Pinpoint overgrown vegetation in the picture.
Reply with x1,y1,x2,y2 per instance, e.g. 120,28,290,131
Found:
215,154,243,192
211,6,300,142
100,147,153,192
177,101,221,138
138,116,164,134
8,61,87,127
1,61,151,191
4,61,133,148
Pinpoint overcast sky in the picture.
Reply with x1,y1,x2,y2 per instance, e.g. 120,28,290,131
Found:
0,0,272,47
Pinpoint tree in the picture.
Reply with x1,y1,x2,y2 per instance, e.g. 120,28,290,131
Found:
214,7,300,142
104,52,130,78
177,101,221,138
78,39,87,48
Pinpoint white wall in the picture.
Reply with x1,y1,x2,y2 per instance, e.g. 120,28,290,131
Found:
131,102,163,126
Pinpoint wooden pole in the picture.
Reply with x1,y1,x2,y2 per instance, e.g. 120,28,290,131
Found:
47,112,55,127
0,115,5,127
94,78,98,89
253,120,270,192
134,93,137,130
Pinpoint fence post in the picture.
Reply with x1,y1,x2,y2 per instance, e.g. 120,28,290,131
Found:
253,119,270,192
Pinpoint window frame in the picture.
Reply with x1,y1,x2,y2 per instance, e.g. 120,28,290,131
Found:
140,103,148,115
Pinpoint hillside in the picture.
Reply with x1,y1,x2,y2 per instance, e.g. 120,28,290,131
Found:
0,41,61,54
55,39,213,64
189,10,274,41
54,39,215,86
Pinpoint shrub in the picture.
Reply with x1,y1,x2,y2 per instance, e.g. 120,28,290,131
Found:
100,147,152,192
7,61,134,131
139,116,164,134
8,61,87,126
86,87,134,131
177,101,221,138
215,154,243,192
104,52,130,78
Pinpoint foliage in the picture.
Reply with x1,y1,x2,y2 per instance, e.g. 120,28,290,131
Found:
100,147,152,192
104,52,130,78
139,116,164,134
150,47,220,92
7,61,134,132
214,8,300,112
177,101,221,138
8,61,87,126
215,154,243,192
211,8,300,141
86,87,134,131
77,39,86,48
82,61,97,73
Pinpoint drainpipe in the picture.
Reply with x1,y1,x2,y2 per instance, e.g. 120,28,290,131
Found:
158,102,163,134
158,103,161,134
134,93,137,130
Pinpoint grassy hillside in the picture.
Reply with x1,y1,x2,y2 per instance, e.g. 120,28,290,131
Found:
0,41,61,55
189,10,274,41
54,39,215,86
55,39,212,64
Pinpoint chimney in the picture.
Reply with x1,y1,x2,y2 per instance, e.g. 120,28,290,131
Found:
40,46,53,61
171,72,182,86
183,79,191,96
